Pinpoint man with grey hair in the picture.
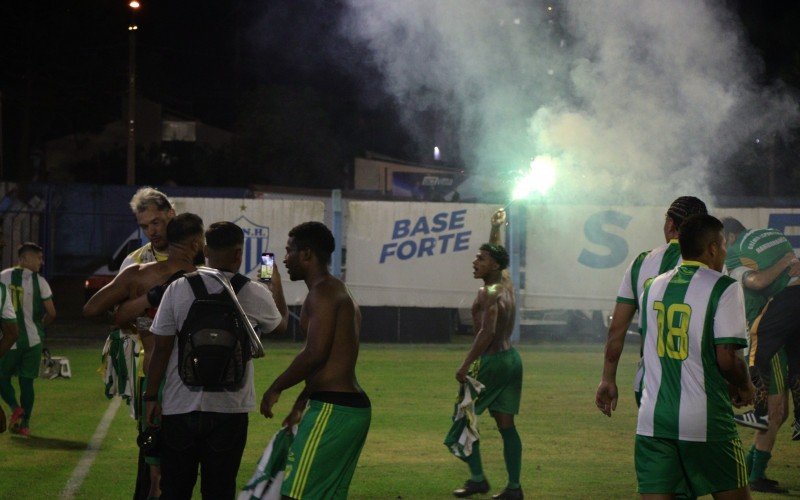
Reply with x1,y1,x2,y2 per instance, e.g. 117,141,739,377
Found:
121,187,177,269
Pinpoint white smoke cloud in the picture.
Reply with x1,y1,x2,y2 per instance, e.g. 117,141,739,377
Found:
341,0,798,203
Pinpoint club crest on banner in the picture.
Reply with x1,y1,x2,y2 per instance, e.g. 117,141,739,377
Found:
233,215,270,276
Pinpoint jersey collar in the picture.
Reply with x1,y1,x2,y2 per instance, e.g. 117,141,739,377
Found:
681,260,708,269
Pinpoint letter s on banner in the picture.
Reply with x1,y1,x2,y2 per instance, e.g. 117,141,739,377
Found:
578,210,632,269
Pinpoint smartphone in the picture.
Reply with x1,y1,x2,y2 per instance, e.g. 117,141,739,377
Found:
259,252,274,282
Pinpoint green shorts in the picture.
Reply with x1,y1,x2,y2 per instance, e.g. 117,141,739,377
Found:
0,343,43,379
282,399,371,499
471,347,522,415
767,349,788,395
635,435,747,496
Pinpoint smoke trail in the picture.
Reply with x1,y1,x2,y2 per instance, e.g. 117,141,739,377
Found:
341,0,798,203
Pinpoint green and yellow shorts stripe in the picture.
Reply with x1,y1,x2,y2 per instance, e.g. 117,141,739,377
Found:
281,400,371,499
767,349,788,396
635,434,747,496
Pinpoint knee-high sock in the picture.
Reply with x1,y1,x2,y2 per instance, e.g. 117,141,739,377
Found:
19,377,34,427
461,440,485,482
0,377,18,409
499,426,522,489
750,448,771,482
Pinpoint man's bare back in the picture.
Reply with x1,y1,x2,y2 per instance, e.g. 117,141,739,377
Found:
84,260,195,371
300,275,362,394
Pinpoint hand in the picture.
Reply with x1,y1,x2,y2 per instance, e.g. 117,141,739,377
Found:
595,380,618,417
455,366,468,384
260,388,280,419
491,208,507,227
146,401,162,427
282,407,304,429
787,258,800,277
267,264,283,289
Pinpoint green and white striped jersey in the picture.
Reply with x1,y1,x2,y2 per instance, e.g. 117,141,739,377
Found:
636,262,748,442
0,282,16,324
0,267,53,349
725,228,796,326
617,240,682,312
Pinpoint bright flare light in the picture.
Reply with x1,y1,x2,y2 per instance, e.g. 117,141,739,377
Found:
511,156,557,200
129,1,141,9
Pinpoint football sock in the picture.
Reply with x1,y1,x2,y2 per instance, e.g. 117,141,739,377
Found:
19,377,34,427
463,440,485,482
0,377,18,409
745,444,755,475
749,448,771,482
500,426,522,489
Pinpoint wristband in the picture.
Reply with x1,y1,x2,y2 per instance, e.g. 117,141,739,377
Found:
142,393,158,402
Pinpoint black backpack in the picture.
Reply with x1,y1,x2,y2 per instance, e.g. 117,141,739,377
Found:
177,272,252,391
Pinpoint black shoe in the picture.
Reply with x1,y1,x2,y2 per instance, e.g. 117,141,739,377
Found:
733,410,768,431
792,418,800,441
492,487,524,499
453,479,490,498
750,477,788,494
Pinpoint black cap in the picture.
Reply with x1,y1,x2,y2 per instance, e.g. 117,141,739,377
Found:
667,196,708,227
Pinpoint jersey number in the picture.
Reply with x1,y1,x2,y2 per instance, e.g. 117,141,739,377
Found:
9,284,23,313
653,301,691,361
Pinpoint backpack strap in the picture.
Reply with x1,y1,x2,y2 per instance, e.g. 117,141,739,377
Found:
230,273,250,295
186,273,209,299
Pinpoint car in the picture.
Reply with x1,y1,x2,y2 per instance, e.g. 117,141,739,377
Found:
84,231,143,302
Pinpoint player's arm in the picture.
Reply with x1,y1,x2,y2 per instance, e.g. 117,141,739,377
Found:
144,284,177,427
716,344,753,407
260,284,337,418
41,298,56,326
456,287,500,383
737,252,798,291
490,208,506,246
0,289,18,357
489,209,514,290
713,282,754,406
0,321,19,358
265,265,288,335
114,294,151,327
282,387,310,429
82,267,136,317
595,301,636,417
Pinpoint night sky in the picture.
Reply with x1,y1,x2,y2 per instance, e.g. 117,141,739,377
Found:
1,0,800,193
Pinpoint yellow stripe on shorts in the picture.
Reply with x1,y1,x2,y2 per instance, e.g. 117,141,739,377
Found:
290,402,333,499
733,438,747,488
772,355,785,393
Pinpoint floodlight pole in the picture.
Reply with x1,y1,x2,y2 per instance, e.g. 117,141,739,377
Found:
126,3,139,186
331,189,343,278
507,201,523,344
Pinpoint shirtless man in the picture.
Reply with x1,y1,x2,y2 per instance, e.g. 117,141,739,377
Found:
82,213,204,499
260,221,370,500
453,239,522,500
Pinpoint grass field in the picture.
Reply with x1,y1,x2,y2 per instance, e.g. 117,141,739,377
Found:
0,342,798,499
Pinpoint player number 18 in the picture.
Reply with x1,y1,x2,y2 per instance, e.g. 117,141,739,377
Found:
653,301,691,361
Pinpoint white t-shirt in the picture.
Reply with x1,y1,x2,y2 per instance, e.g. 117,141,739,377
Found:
150,270,281,415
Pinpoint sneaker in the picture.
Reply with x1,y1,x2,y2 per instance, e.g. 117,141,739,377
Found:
750,477,788,494
11,426,30,438
453,479,490,498
8,407,25,432
792,418,800,441
733,410,768,430
492,487,524,499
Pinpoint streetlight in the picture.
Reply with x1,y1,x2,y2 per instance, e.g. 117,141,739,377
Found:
126,0,140,186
